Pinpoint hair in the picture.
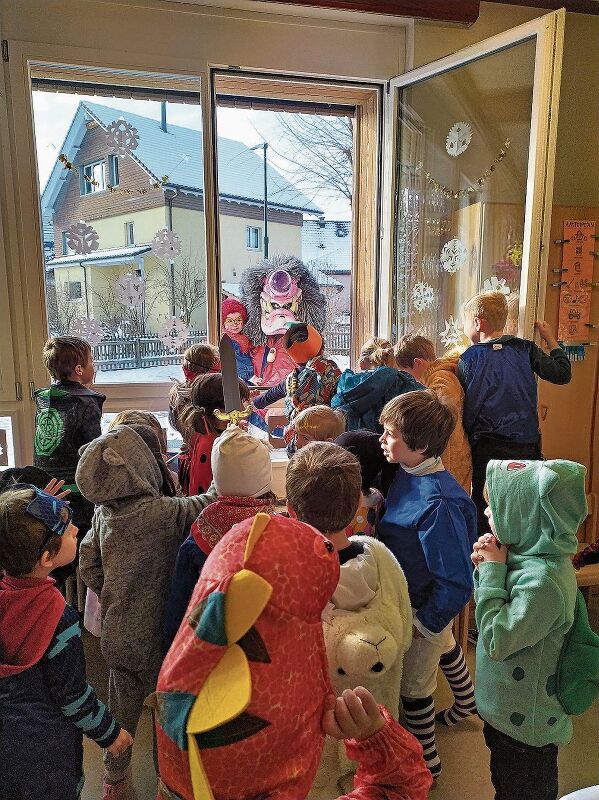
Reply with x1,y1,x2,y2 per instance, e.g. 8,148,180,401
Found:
379,390,457,458
181,373,250,437
42,336,91,381
293,405,346,443
168,381,192,436
127,424,177,497
505,290,520,336
462,290,508,331
183,343,220,376
109,410,168,455
394,334,436,369
335,430,392,494
0,487,62,576
0,466,52,494
286,441,361,534
359,337,395,368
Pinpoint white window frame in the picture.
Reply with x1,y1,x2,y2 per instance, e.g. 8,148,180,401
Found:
61,230,75,256
124,221,135,246
108,154,119,187
80,159,106,195
246,225,262,251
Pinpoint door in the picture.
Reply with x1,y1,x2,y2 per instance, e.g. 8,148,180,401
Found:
380,10,565,346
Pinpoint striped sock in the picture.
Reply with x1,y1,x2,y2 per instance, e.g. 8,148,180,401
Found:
402,695,441,778
436,643,477,727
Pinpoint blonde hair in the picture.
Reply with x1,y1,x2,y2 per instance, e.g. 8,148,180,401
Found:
293,405,346,442
505,291,520,336
183,343,219,375
463,290,508,332
394,334,436,369
359,337,395,368
109,410,168,456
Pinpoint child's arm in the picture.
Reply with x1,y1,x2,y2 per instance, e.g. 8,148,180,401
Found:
41,605,131,752
253,380,286,409
172,482,219,530
78,522,104,597
163,536,208,650
528,321,571,384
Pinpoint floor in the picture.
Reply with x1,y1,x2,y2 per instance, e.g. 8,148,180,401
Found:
81,595,599,800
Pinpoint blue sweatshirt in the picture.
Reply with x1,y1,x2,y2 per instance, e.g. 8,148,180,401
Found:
377,467,477,635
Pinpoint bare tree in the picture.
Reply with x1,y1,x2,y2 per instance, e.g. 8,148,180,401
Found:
156,248,207,328
92,275,161,338
45,279,85,336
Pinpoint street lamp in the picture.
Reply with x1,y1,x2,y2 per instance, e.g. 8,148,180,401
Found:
250,142,269,258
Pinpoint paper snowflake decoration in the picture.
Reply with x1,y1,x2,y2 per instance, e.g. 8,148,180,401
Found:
71,318,104,347
66,221,100,255
439,316,463,348
105,118,140,159
440,239,467,273
151,228,182,260
411,282,435,312
114,273,146,307
158,316,189,352
446,122,473,157
482,276,511,295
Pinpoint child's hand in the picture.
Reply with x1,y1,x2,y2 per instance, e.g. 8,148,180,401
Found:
322,687,385,742
106,728,133,756
472,533,507,565
43,478,71,500
535,320,558,349
249,376,263,386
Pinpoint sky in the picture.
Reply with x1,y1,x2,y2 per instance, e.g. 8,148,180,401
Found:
32,91,352,220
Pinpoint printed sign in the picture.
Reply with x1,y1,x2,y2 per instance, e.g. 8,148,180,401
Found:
558,220,595,342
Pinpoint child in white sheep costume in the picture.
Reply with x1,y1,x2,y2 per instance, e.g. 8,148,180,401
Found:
286,442,413,800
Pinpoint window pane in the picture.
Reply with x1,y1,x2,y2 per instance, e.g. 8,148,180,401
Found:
0,417,15,468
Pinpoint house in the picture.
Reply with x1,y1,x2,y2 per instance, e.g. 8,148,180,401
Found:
42,100,321,332
302,219,351,315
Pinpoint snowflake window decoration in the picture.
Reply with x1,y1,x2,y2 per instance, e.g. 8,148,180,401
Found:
66,221,100,255
482,276,511,296
71,318,105,347
446,122,473,157
114,273,146,307
439,316,464,349
411,282,436,312
105,118,140,159
151,228,182,260
440,239,467,273
158,316,189,353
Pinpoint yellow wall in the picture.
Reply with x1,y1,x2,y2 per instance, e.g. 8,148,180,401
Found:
90,207,166,250
219,216,302,282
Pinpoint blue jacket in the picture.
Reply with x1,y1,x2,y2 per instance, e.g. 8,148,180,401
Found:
331,367,423,434
231,338,255,383
458,336,571,444
163,534,208,649
377,468,477,634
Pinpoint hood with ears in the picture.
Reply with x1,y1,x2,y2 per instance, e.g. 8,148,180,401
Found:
76,425,163,506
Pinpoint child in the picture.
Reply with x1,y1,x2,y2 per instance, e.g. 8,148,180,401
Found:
290,404,346,450
77,424,214,799
0,485,132,800
34,336,105,583
377,391,479,777
221,297,255,383
181,342,220,382
471,459,587,800
458,290,571,532
177,372,250,496
108,409,179,492
163,424,276,647
395,333,471,493
155,511,431,800
332,337,423,434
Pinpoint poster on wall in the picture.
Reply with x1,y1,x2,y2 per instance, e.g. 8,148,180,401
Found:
0,429,7,468
558,220,595,342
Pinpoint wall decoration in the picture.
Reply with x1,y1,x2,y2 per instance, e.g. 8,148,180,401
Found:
440,238,467,273
151,228,182,260
66,221,100,255
439,316,463,349
446,122,473,157
105,118,140,159
71,318,105,347
482,276,511,295
558,219,596,343
158,316,189,352
411,282,436,312
417,139,511,199
0,429,7,467
115,273,145,307
507,241,523,267
58,154,168,195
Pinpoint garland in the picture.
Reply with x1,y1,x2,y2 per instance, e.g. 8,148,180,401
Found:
416,139,511,200
58,154,168,195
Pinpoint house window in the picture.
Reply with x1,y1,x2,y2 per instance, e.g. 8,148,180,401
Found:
108,154,119,187
246,226,262,250
66,281,82,300
80,160,106,195
125,221,135,245
61,231,75,256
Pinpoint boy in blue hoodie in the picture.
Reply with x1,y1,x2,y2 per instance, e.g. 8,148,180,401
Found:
377,390,478,778
471,459,587,800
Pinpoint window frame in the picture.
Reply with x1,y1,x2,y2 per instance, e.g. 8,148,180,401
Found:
66,280,83,301
80,158,107,196
124,221,135,246
108,153,120,187
246,225,262,251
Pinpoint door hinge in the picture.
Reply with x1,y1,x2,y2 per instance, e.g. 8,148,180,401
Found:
1,41,8,63
15,381,22,401
29,380,36,401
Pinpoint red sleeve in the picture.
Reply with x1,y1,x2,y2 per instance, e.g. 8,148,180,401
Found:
338,708,432,800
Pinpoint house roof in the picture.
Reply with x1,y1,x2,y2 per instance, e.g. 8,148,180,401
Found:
46,244,152,270
302,219,351,274
41,101,322,218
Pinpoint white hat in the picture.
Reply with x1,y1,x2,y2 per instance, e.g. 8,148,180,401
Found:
212,426,273,498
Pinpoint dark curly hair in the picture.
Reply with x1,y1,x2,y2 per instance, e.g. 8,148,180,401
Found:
181,373,250,437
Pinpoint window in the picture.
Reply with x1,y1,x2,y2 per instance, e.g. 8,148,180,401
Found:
108,154,119,187
67,281,82,300
125,221,135,245
61,231,75,256
80,159,106,195
246,226,262,250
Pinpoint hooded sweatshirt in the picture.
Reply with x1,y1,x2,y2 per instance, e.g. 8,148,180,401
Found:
77,426,210,678
332,367,423,434
475,459,587,747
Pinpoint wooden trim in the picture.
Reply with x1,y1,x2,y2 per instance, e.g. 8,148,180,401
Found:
203,73,221,346
215,74,377,105
250,0,480,24
492,0,599,14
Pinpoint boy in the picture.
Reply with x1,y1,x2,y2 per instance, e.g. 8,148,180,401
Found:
0,485,131,800
471,459,587,800
34,336,105,582
291,404,346,450
458,290,571,532
377,391,479,777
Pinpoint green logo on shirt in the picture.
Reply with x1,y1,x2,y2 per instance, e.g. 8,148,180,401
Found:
35,408,64,456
